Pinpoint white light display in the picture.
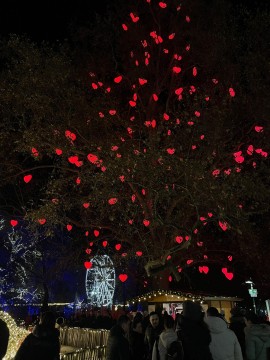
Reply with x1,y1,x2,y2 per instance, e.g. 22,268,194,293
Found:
0,224,43,303
85,255,115,307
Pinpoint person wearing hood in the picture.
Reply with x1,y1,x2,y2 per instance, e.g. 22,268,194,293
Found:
176,300,213,360
152,315,178,360
244,311,270,360
106,314,131,360
14,311,60,360
205,307,243,360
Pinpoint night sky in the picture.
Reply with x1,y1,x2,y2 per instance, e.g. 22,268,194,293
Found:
0,0,110,41
0,0,269,41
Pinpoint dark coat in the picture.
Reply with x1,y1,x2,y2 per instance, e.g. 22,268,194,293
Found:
177,315,213,360
129,330,146,360
106,324,131,360
144,324,164,360
0,319,9,360
14,324,60,360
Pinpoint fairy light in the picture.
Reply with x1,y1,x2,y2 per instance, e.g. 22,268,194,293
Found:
0,311,29,360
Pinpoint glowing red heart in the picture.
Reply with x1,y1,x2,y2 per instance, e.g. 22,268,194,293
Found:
23,174,32,183
108,198,118,205
31,148,39,157
114,75,123,83
85,249,91,254
55,148,63,155
119,274,128,282
136,251,143,256
83,203,90,209
115,244,121,251
94,230,99,237
175,236,183,244
228,255,233,261
143,219,150,227
222,267,234,280
38,219,46,225
102,241,108,247
168,275,172,282
202,266,209,274
84,261,92,270
159,2,167,8
66,224,72,231
10,219,18,227
139,78,147,85
187,259,193,265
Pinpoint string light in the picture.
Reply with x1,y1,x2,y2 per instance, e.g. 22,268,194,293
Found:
0,311,29,360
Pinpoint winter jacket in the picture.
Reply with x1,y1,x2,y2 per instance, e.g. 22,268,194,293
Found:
205,316,243,360
152,329,178,360
0,319,9,360
145,324,164,360
229,316,246,358
245,323,270,360
129,329,146,360
176,315,213,360
14,324,60,360
106,324,131,360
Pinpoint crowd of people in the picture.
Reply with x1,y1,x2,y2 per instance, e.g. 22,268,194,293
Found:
106,302,270,360
1,301,270,360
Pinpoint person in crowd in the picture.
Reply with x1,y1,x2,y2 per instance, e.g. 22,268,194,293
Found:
142,311,150,333
229,307,246,358
0,318,9,360
152,315,178,360
244,311,270,360
14,310,60,360
106,314,131,360
176,300,212,360
129,318,146,360
205,307,243,360
145,311,164,360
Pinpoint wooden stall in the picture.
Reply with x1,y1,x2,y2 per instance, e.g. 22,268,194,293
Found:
127,290,243,322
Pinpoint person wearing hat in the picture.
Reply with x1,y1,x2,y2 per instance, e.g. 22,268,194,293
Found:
176,300,212,360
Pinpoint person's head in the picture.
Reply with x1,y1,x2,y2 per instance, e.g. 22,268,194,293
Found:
245,311,261,326
183,301,203,322
133,318,143,333
164,315,174,330
207,307,220,317
117,314,131,333
149,312,160,328
40,311,56,328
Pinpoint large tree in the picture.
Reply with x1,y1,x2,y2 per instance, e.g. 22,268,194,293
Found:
0,0,269,294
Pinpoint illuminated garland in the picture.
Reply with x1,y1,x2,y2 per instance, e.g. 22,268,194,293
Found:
127,290,205,305
0,311,29,360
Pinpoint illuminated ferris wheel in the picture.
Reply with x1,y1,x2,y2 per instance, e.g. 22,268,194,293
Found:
85,255,115,307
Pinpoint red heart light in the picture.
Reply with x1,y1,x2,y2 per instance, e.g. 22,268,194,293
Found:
143,219,150,227
94,230,100,237
222,267,234,280
102,240,108,247
136,251,143,256
119,274,128,282
115,244,121,251
84,261,92,270
139,78,147,85
114,75,123,83
175,236,183,244
202,266,209,274
85,249,91,254
38,218,46,225
83,203,90,209
168,275,172,282
23,174,32,183
55,148,63,155
10,219,18,227
66,224,72,231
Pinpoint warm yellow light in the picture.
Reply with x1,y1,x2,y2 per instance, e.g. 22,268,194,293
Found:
1,311,29,360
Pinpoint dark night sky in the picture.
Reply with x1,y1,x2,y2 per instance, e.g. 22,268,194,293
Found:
0,0,110,41
0,0,269,42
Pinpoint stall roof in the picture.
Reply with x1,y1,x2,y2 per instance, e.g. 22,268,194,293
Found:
127,290,243,305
